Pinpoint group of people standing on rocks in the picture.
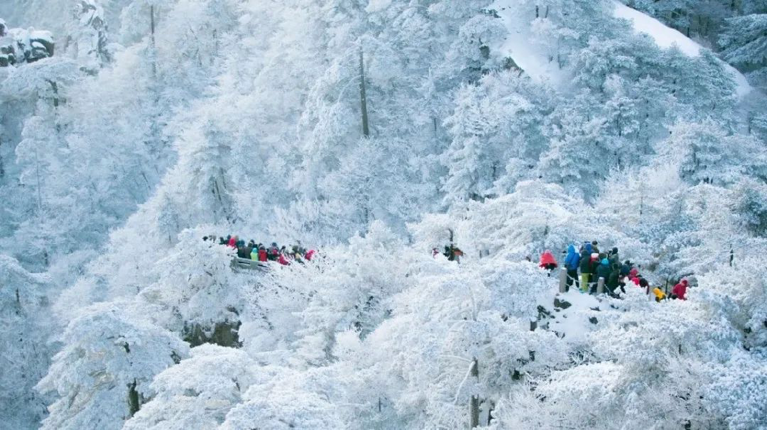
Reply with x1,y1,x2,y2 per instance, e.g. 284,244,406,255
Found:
540,241,690,302
204,235,316,266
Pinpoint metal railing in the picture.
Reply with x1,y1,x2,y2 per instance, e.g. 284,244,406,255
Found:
230,258,270,272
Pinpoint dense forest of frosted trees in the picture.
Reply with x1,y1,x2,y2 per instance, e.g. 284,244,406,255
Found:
1,0,766,429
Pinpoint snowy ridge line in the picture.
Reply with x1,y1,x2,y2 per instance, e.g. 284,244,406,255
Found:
611,0,751,98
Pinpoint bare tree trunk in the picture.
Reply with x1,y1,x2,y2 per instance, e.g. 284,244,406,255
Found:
0,136,4,179
149,5,158,79
33,144,43,215
150,6,156,46
47,80,59,108
470,358,479,428
359,47,370,138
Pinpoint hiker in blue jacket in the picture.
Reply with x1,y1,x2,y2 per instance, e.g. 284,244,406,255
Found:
564,244,580,291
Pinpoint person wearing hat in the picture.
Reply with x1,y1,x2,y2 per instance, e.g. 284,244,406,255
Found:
564,244,581,290
595,258,612,294
620,260,632,277
608,247,620,269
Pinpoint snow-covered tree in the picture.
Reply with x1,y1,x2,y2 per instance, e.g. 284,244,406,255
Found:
123,345,256,430
721,12,767,89
537,91,609,194
442,83,494,204
1,1,766,429
66,0,112,73
37,302,189,430
137,229,250,345
220,367,344,430
658,120,767,186
0,255,52,429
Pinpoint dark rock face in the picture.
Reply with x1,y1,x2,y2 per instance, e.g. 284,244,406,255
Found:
0,20,55,67
554,298,572,310
183,320,242,348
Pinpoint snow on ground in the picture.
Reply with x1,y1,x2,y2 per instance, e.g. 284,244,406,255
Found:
534,275,603,346
613,1,700,57
612,0,751,98
366,0,392,13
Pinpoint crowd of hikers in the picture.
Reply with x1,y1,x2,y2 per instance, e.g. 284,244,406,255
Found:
539,241,689,302
208,233,690,301
204,235,316,266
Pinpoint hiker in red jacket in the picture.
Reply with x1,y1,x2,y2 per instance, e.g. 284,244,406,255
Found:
228,235,238,249
672,279,688,300
305,249,316,261
278,253,290,266
258,245,268,262
539,250,557,271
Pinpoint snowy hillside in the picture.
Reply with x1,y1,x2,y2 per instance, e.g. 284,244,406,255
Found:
1,0,767,429
611,0,752,99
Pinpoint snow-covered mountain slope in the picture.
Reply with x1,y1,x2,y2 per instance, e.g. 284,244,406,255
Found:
611,0,751,98
491,0,751,98
490,0,570,88
612,1,700,56
3,0,767,429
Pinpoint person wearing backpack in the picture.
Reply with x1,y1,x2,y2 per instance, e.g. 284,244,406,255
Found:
620,260,632,277
564,244,580,290
595,258,612,294
539,250,558,271
579,248,593,293
607,267,622,295
608,247,620,269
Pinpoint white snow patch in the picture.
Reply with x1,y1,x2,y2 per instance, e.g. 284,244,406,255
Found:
549,290,602,345
536,283,603,346
366,0,393,13
491,0,569,87
613,1,700,57
724,64,752,98
612,0,751,98
28,30,53,44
